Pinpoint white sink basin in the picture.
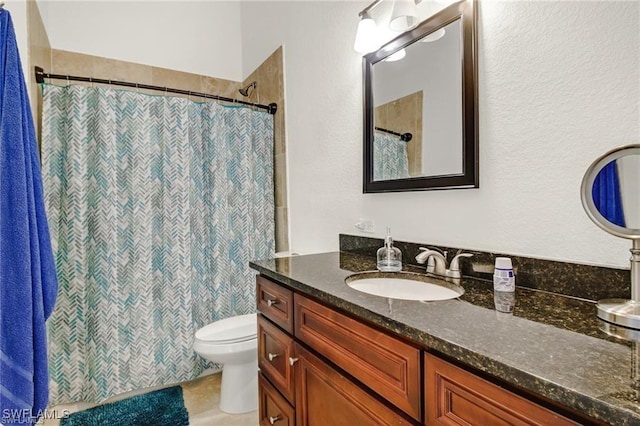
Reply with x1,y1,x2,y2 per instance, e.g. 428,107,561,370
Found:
345,272,463,301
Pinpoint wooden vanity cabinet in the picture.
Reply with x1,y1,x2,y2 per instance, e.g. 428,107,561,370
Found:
257,275,417,425
258,314,296,404
424,353,578,425
256,274,586,426
294,293,421,421
295,343,413,426
259,374,295,426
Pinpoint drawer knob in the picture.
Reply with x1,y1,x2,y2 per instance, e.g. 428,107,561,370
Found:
268,353,279,361
289,357,299,366
269,415,281,425
267,299,279,307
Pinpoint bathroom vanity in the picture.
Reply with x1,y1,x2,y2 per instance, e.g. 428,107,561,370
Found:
251,251,637,425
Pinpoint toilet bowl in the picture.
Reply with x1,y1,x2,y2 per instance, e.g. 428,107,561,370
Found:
193,313,258,414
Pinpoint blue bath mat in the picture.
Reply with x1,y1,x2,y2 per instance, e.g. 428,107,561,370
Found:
60,386,189,426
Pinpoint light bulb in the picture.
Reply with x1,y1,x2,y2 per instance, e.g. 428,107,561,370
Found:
354,14,380,54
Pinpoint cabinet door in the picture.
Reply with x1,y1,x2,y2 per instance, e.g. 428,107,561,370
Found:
257,276,294,333
259,374,295,426
294,343,414,426
425,353,578,425
258,314,296,404
294,294,421,421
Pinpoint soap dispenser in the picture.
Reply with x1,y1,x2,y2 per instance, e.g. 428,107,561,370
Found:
377,228,402,272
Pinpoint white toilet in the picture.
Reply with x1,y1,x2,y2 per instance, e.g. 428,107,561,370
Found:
193,313,258,414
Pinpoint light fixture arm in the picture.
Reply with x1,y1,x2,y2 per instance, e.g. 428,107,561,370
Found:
358,0,383,18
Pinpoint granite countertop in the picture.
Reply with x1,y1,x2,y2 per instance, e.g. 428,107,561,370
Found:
250,251,640,426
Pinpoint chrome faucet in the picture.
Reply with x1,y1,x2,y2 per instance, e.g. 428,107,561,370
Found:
415,248,473,279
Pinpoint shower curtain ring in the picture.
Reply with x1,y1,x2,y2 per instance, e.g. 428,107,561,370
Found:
66,75,70,87
135,83,139,93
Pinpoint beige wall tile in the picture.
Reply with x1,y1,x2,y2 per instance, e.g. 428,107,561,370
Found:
274,101,286,155
276,207,289,253
201,77,242,101
93,57,153,86
274,153,287,209
152,67,203,99
51,50,93,78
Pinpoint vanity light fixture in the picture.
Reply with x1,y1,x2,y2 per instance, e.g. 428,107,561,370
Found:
354,0,421,54
389,0,419,32
354,11,380,54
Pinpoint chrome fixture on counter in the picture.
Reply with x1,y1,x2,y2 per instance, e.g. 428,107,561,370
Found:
415,248,473,279
581,144,640,330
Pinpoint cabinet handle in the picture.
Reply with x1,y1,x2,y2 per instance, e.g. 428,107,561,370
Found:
268,353,279,361
289,357,299,366
267,299,278,307
269,415,281,425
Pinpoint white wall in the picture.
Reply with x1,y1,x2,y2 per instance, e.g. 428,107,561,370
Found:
38,0,243,81
242,0,640,268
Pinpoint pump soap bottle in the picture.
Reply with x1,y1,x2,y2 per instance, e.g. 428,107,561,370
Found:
377,227,402,272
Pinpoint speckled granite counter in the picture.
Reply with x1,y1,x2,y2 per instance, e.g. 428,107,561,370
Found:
250,251,640,425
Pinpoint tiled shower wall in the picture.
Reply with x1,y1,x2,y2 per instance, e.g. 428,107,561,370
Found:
26,0,288,250
243,47,288,252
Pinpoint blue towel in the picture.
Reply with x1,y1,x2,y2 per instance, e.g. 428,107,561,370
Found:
0,9,58,425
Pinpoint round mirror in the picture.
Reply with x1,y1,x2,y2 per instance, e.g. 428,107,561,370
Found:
581,145,640,240
582,145,640,331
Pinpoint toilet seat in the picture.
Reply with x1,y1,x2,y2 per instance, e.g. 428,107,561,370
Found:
195,313,257,345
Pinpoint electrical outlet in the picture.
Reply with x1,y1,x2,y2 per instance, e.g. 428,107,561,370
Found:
354,218,375,233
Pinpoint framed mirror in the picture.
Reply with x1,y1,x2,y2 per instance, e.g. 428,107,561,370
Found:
363,0,478,193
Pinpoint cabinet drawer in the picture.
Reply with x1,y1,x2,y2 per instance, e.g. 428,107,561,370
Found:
257,276,294,333
294,294,421,421
425,353,578,425
259,374,295,426
295,343,414,426
258,314,295,404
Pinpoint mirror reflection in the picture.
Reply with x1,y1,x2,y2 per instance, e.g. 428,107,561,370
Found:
593,155,640,229
372,19,462,181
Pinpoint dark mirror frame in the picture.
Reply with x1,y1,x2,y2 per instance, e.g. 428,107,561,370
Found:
363,0,478,193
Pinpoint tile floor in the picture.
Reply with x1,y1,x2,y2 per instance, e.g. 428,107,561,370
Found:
42,373,258,425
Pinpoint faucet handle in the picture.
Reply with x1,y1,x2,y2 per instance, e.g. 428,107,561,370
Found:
449,252,474,272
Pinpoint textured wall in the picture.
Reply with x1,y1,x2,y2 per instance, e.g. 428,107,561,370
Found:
241,1,640,268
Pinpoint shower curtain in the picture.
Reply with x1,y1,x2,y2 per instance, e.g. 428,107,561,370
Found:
41,84,275,404
373,131,409,181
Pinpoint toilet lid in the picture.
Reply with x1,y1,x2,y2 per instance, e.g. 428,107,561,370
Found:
195,313,257,344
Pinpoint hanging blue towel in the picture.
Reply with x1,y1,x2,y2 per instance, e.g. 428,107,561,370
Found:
0,9,58,425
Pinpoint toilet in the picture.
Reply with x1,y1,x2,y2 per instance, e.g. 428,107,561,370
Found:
193,313,258,414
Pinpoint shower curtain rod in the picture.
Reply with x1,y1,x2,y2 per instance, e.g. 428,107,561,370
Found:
375,126,412,142
34,66,277,115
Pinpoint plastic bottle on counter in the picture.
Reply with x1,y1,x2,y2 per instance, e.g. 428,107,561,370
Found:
493,257,515,292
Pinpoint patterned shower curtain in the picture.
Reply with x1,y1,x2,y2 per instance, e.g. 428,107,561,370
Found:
373,131,409,181
40,84,274,404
